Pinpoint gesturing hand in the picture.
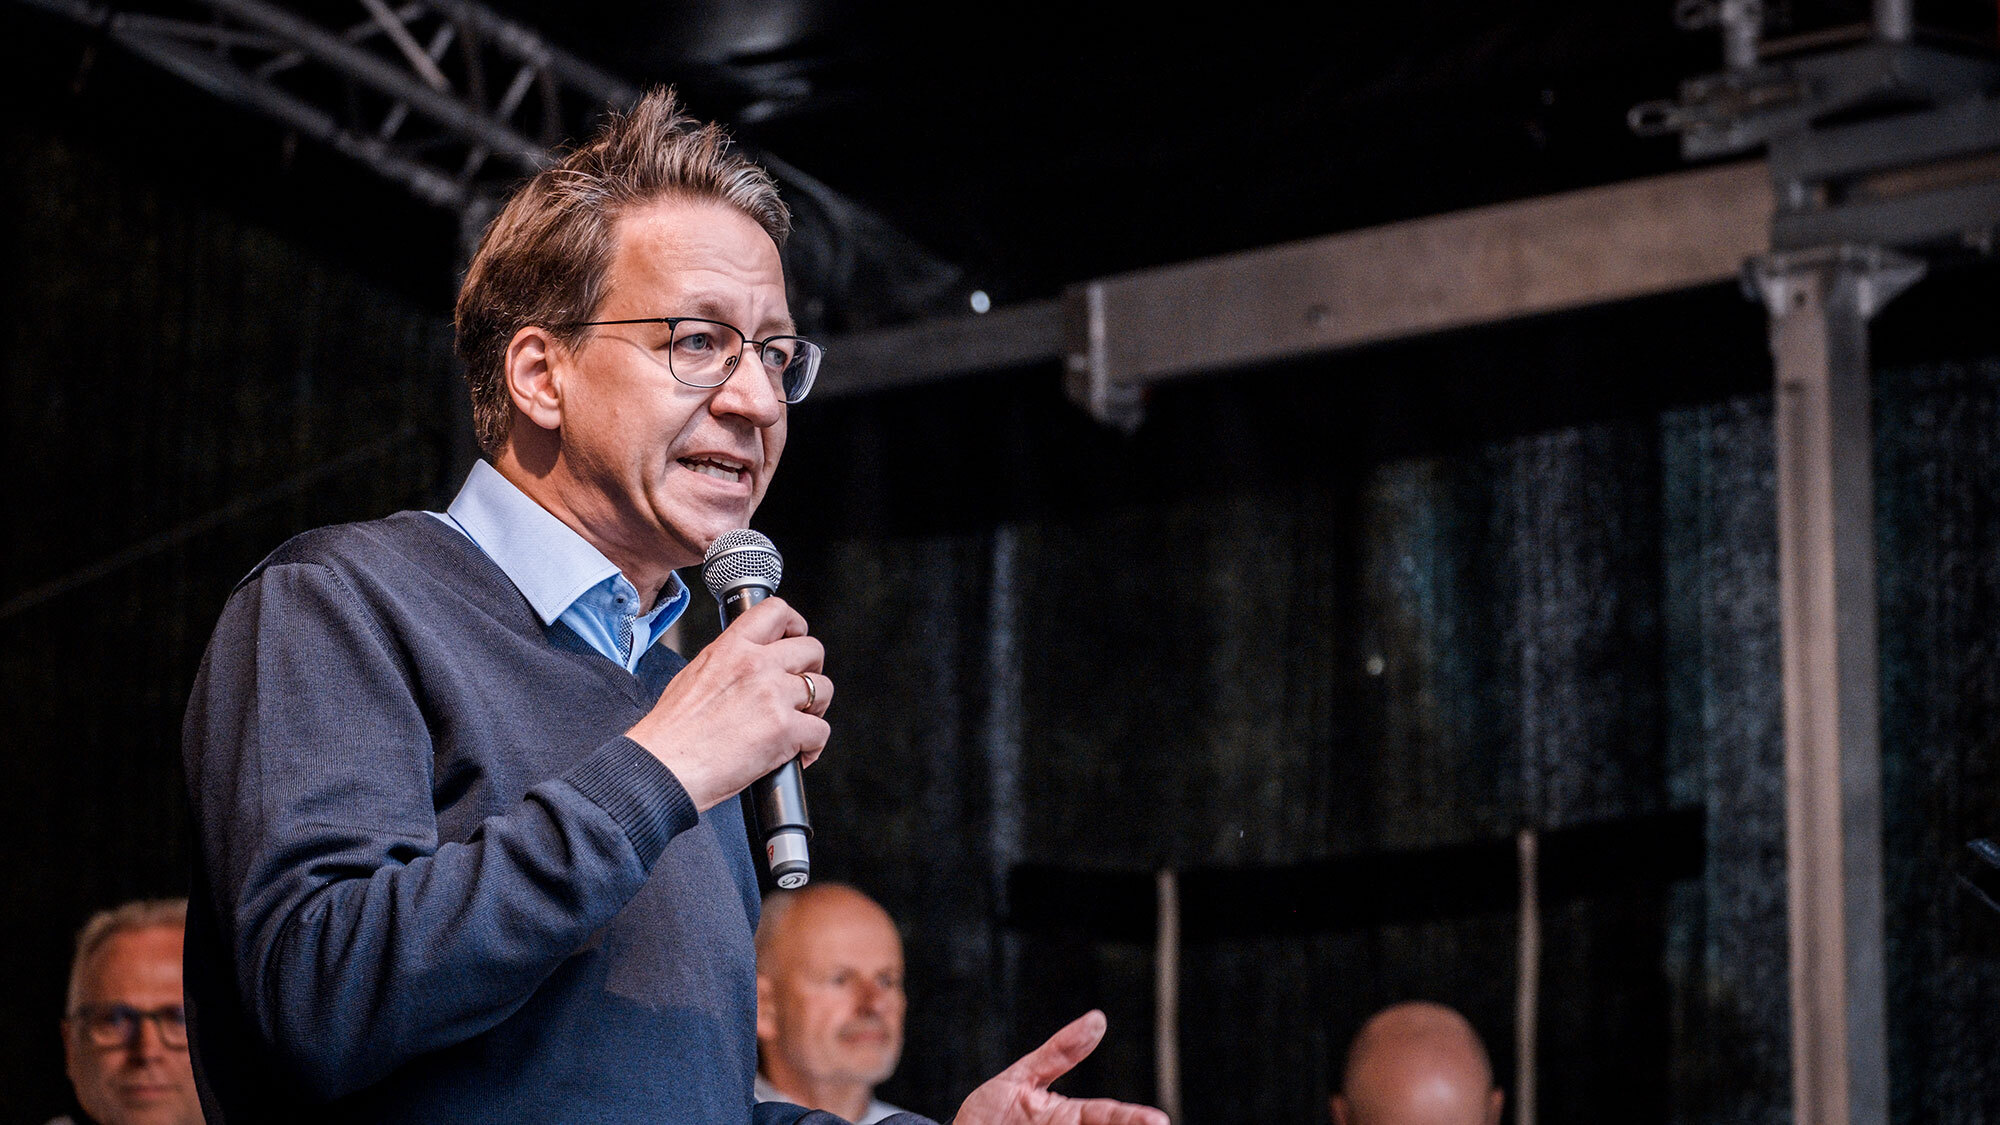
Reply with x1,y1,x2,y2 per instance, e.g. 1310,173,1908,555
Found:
952,1011,1169,1125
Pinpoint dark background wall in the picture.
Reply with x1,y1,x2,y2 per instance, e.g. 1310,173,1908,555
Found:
6,30,2000,1125
1,42,461,1120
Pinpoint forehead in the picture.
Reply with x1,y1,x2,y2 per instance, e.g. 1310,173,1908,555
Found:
778,895,903,968
601,196,790,327
78,927,183,999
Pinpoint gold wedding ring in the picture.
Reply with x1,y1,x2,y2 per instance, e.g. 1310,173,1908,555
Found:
798,672,818,712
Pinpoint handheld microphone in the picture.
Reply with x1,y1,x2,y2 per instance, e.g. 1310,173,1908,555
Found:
702,529,811,889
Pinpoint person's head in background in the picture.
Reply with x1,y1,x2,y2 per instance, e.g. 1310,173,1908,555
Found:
755,882,907,1124
60,898,200,1125
1331,1001,1503,1125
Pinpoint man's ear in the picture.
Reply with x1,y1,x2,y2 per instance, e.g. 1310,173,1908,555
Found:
1486,1088,1505,1125
504,325,566,433
1329,1093,1350,1125
756,974,776,1042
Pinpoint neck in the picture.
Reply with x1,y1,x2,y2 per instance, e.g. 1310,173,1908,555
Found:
491,451,679,609
766,1071,874,1123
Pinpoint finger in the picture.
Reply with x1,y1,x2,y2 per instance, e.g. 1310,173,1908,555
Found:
1069,1098,1171,1125
995,1010,1108,1089
764,634,827,674
720,596,808,643
794,671,833,716
793,714,830,768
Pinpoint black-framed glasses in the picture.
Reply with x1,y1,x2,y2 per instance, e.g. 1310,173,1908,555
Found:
69,1003,188,1049
568,316,822,404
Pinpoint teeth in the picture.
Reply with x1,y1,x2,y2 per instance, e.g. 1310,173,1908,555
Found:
681,457,744,482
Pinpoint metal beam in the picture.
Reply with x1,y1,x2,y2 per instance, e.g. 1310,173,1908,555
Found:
1774,95,2000,185
817,300,1061,399
1074,162,1771,404
1775,169,2000,252
820,162,1773,412
1751,245,1922,1125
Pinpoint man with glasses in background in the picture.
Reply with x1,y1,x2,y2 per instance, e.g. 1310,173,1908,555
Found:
183,87,1161,1125
53,898,201,1125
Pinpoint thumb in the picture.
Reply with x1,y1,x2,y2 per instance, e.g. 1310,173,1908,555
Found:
997,1010,1109,1089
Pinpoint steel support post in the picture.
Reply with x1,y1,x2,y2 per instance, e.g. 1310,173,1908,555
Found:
1750,245,1922,1125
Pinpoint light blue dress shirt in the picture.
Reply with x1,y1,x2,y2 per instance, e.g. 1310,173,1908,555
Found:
432,459,691,671
754,1075,907,1124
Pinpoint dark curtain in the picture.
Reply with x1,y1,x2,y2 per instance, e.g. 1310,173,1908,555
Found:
1,69,462,1120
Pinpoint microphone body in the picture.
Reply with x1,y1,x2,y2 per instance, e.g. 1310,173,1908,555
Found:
703,531,811,889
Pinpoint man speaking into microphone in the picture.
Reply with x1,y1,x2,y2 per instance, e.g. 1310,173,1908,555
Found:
182,89,1163,1125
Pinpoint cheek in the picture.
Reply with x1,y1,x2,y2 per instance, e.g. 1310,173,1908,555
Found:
70,1049,113,1090
764,420,788,466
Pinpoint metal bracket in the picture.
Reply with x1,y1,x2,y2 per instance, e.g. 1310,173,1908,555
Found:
1061,281,1144,433
1636,36,2000,255
1746,243,1927,320
1631,41,1997,161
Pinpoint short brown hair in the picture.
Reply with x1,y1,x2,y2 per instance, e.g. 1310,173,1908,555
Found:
64,897,187,1015
454,87,791,456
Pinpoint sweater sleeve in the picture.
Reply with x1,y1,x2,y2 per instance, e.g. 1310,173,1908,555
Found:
182,560,699,1100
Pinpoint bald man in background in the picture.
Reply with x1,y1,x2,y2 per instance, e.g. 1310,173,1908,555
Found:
755,884,909,1123
1331,1002,1504,1125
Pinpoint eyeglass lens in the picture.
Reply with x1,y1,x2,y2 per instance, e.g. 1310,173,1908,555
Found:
667,320,818,403
78,1004,188,1048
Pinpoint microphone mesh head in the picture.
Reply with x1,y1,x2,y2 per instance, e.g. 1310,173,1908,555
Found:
703,529,783,599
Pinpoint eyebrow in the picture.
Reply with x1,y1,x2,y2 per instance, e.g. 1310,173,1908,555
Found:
680,292,796,337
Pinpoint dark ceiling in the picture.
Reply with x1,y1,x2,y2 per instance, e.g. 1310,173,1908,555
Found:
551,0,1723,300
10,0,1994,323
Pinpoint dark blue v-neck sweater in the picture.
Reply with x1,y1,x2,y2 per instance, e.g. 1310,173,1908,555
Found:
180,511,856,1124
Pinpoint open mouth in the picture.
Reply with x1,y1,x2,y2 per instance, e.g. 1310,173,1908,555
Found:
679,455,747,483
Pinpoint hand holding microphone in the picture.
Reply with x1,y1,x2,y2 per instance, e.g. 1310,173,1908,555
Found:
703,529,813,888
622,530,828,886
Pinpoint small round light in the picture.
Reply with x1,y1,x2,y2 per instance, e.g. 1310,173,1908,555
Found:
969,290,992,314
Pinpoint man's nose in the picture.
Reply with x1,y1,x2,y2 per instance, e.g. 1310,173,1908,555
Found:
853,980,893,1015
124,1019,171,1060
710,349,784,426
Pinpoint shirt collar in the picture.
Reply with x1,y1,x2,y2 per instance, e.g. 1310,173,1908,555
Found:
443,459,687,625
753,1075,899,1123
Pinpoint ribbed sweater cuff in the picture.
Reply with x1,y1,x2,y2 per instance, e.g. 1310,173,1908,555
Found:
564,736,698,867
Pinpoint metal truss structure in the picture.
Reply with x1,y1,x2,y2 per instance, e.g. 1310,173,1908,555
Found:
828,12,1995,1120
1632,12,2000,255
1635,10,1997,1123
18,0,963,330
23,0,626,216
